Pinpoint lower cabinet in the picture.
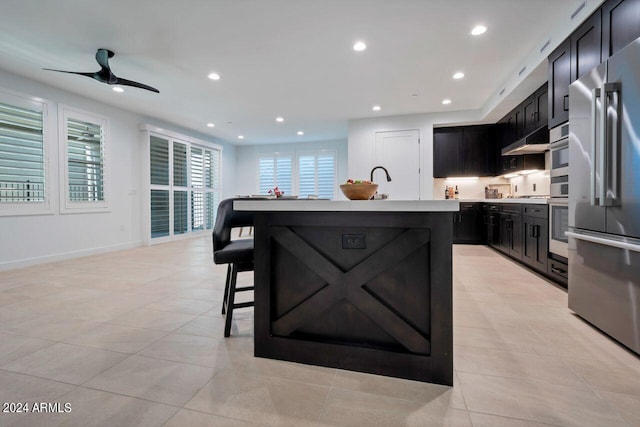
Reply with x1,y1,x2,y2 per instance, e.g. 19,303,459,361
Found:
496,205,523,261
522,206,549,274
453,203,482,244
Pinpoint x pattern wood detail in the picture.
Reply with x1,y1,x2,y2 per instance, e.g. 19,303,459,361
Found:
270,226,432,354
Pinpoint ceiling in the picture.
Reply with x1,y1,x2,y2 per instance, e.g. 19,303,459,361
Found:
0,0,580,145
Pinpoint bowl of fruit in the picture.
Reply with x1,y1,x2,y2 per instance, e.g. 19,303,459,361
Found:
340,179,379,200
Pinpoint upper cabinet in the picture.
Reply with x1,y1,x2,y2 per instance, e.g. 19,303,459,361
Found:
602,0,640,60
433,125,496,178
548,39,571,129
548,0,640,129
571,10,602,82
522,84,548,136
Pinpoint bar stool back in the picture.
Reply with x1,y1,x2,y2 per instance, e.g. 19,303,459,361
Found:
212,198,254,337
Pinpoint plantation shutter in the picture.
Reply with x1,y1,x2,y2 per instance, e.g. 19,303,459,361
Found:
66,118,104,201
0,101,45,202
258,155,292,195
297,152,335,199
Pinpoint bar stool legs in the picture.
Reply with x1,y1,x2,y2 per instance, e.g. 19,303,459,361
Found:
222,262,254,337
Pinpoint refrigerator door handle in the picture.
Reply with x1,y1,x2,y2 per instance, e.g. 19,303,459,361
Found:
566,231,640,253
591,87,601,206
603,82,621,206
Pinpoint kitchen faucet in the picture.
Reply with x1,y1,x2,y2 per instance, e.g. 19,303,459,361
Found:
370,166,392,183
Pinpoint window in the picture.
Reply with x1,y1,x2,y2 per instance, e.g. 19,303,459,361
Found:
258,154,292,195
298,151,336,199
59,106,108,213
0,90,51,215
146,130,221,243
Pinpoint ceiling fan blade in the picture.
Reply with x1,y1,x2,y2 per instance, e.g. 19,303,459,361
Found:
113,77,160,93
43,69,96,78
95,49,114,70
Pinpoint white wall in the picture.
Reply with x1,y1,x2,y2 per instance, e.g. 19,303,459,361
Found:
347,110,485,200
0,69,236,270
235,139,347,197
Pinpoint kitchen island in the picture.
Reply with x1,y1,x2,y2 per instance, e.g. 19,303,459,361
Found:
234,199,459,385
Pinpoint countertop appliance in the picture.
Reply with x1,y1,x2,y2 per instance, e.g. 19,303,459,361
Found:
568,36,640,355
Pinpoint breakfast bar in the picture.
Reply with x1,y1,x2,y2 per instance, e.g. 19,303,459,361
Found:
234,199,459,385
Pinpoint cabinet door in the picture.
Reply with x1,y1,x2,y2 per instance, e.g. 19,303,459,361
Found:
509,214,523,260
433,128,462,178
534,84,548,128
455,204,482,244
514,106,526,140
462,126,494,176
571,10,602,82
602,0,640,60
498,213,511,254
522,95,538,136
548,39,571,128
523,216,548,273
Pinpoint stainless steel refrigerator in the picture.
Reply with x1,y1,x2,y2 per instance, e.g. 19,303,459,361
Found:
568,36,640,355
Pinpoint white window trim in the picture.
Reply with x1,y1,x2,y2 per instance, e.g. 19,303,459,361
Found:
141,125,223,245
296,149,338,198
58,104,109,214
0,87,54,217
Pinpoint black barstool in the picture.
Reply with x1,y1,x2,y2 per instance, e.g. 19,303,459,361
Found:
212,198,254,337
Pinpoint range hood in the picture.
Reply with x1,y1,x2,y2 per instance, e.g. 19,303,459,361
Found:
502,126,549,155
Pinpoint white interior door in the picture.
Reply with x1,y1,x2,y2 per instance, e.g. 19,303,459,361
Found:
374,130,420,200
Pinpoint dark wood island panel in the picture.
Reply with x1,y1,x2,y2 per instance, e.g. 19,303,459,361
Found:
251,209,453,385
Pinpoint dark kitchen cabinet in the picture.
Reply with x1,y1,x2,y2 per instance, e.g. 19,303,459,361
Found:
498,153,545,176
602,0,640,60
453,202,482,244
571,10,602,82
497,204,523,260
484,204,500,247
433,128,462,177
523,84,548,136
433,125,496,178
547,257,568,288
522,205,549,273
548,39,571,129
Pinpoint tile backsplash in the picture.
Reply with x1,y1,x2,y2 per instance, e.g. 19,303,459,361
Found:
433,170,550,200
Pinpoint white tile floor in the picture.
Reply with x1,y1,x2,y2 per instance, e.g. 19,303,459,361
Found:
0,238,639,426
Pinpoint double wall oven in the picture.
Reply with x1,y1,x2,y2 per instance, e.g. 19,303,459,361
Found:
548,123,569,259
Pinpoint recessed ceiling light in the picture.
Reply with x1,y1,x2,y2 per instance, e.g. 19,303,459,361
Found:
442,99,452,105
297,131,304,136
207,72,220,80
372,105,381,111
471,25,487,36
353,41,367,51
276,116,284,122
112,86,124,93
206,123,215,128
453,72,465,79
238,135,244,140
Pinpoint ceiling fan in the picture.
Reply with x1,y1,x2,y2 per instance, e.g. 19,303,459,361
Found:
44,48,159,93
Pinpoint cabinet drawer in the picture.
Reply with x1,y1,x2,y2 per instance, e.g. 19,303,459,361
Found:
523,205,548,219
460,202,480,211
548,259,568,287
501,204,522,214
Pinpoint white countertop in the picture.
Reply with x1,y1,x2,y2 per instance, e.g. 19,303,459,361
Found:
234,199,460,212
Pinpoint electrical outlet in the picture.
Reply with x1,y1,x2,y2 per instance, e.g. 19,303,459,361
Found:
342,234,366,249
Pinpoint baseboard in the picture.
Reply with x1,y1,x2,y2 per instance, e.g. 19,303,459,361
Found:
0,240,143,272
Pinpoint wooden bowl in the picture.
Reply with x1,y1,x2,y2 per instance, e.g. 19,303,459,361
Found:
340,183,379,200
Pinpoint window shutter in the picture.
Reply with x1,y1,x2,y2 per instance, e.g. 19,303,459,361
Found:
275,156,292,195
258,157,275,194
317,153,335,199
150,136,169,186
191,147,203,188
173,142,187,187
66,118,104,202
0,101,45,202
298,155,315,198
150,189,170,238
